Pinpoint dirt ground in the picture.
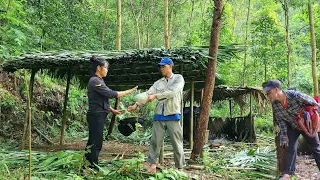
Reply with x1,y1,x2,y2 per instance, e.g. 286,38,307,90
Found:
295,155,319,180
32,141,320,180
33,140,218,179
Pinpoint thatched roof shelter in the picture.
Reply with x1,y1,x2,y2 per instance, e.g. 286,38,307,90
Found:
2,46,241,90
185,85,268,109
1,45,242,146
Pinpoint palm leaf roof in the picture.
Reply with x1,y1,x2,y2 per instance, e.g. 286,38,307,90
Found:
2,45,242,90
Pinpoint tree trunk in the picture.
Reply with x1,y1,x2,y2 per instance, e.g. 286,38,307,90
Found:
191,0,224,159
145,0,155,48
168,0,176,43
129,0,141,49
140,0,144,49
242,0,250,86
232,1,238,35
200,0,207,45
280,0,291,88
164,0,169,48
101,0,108,50
116,0,121,50
186,0,195,41
308,2,318,97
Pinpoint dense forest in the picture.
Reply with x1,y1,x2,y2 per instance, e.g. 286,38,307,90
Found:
0,0,319,179
1,0,319,90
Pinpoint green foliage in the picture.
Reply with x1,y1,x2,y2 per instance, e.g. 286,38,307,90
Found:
254,115,273,135
149,169,188,180
228,147,276,179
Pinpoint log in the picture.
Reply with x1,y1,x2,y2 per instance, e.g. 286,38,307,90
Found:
34,127,54,145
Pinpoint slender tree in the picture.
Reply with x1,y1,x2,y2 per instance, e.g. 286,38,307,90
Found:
242,0,251,86
279,0,292,88
308,1,318,96
191,0,224,159
101,0,108,50
164,0,169,48
116,0,121,50
168,0,176,43
200,0,208,45
129,0,142,49
186,0,195,41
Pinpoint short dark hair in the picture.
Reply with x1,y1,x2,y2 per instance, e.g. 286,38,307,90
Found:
263,79,282,92
90,56,109,75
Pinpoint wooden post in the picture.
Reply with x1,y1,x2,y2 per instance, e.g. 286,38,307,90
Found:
229,99,232,117
180,64,184,128
23,70,32,180
60,70,72,145
200,89,204,103
249,91,253,143
189,81,194,149
107,98,120,136
21,69,36,150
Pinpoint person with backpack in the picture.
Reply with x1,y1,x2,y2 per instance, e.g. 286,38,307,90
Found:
263,79,320,180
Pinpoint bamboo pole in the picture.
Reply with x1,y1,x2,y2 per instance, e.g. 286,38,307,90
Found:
101,0,108,50
116,0,121,50
22,70,32,179
189,81,194,149
164,0,169,48
21,69,36,150
60,70,72,145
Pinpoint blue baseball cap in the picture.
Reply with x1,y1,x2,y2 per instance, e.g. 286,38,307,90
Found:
157,57,174,67
263,80,282,92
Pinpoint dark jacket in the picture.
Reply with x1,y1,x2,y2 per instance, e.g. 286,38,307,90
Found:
87,75,118,114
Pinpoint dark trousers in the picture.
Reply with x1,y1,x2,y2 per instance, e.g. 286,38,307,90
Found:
85,112,107,169
285,124,320,174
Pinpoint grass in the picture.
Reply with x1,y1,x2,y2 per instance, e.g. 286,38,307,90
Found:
0,134,278,180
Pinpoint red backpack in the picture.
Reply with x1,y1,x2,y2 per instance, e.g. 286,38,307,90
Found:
295,96,320,137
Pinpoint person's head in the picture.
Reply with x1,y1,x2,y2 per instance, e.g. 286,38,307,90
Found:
90,56,109,78
263,79,282,101
157,57,174,77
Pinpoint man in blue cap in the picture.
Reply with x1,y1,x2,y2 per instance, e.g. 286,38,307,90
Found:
128,57,185,173
263,79,320,180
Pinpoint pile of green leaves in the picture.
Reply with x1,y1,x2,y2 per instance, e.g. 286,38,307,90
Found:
0,149,188,180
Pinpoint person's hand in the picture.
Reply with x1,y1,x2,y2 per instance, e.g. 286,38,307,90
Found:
128,86,138,94
113,109,125,115
280,138,288,149
128,104,138,112
146,94,157,103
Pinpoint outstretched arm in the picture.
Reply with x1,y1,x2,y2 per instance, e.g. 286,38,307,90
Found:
117,86,138,98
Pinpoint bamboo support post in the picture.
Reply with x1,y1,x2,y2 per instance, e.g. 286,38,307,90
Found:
60,70,71,145
189,81,194,149
21,69,36,150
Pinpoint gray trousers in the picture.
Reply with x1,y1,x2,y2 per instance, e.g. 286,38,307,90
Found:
148,120,185,168
285,124,320,175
